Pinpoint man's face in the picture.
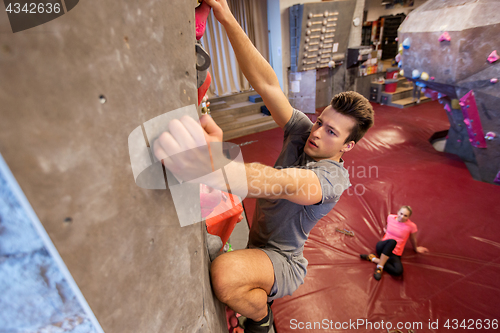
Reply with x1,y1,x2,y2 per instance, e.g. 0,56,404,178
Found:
304,106,356,162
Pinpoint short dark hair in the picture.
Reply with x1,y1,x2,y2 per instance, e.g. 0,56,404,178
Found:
330,91,374,143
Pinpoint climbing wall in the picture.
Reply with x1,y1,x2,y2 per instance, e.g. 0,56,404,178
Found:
0,0,226,332
397,0,500,184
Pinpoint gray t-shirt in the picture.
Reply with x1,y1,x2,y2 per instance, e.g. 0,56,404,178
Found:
248,109,350,256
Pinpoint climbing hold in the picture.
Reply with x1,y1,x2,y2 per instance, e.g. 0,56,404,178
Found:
395,37,398,42
398,61,403,68
485,132,496,140
403,38,411,50
416,81,426,88
196,43,211,72
420,72,429,81
206,232,223,262
307,21,312,27
430,76,435,80
198,71,211,105
328,60,335,68
412,69,421,79
399,70,404,77
398,44,403,54
395,54,401,63
200,95,210,115
195,1,212,40
487,50,499,64
438,31,451,42
491,78,498,84
423,88,439,100
494,171,500,185
459,90,487,148
451,99,460,109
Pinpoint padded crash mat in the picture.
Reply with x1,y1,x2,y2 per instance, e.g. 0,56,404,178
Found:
230,101,500,333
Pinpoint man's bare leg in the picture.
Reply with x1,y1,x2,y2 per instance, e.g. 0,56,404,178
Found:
210,249,275,321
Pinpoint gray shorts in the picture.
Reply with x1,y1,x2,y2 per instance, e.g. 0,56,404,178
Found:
258,248,308,302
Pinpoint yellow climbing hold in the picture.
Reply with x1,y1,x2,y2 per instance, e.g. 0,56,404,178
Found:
451,99,460,109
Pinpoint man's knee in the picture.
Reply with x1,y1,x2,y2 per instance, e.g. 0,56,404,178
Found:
210,253,238,303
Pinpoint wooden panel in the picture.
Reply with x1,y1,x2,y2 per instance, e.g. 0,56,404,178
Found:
0,0,226,331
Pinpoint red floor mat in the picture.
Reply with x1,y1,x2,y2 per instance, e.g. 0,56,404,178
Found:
230,101,500,333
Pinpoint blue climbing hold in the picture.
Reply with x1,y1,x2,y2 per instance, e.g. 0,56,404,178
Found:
403,38,411,50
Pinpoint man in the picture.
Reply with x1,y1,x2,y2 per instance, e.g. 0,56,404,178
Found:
154,0,374,332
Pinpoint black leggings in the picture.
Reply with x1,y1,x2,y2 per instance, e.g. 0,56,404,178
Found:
375,239,403,276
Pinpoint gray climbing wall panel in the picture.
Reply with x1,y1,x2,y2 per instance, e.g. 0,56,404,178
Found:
0,0,226,332
399,0,500,184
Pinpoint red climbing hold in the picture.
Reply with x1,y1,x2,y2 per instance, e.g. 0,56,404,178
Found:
196,1,211,40
487,50,499,64
438,31,451,42
198,71,211,105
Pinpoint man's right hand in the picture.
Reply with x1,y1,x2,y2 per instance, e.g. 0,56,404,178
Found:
204,0,233,25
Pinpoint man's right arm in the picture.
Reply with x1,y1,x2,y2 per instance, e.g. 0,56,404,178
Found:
205,0,293,129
